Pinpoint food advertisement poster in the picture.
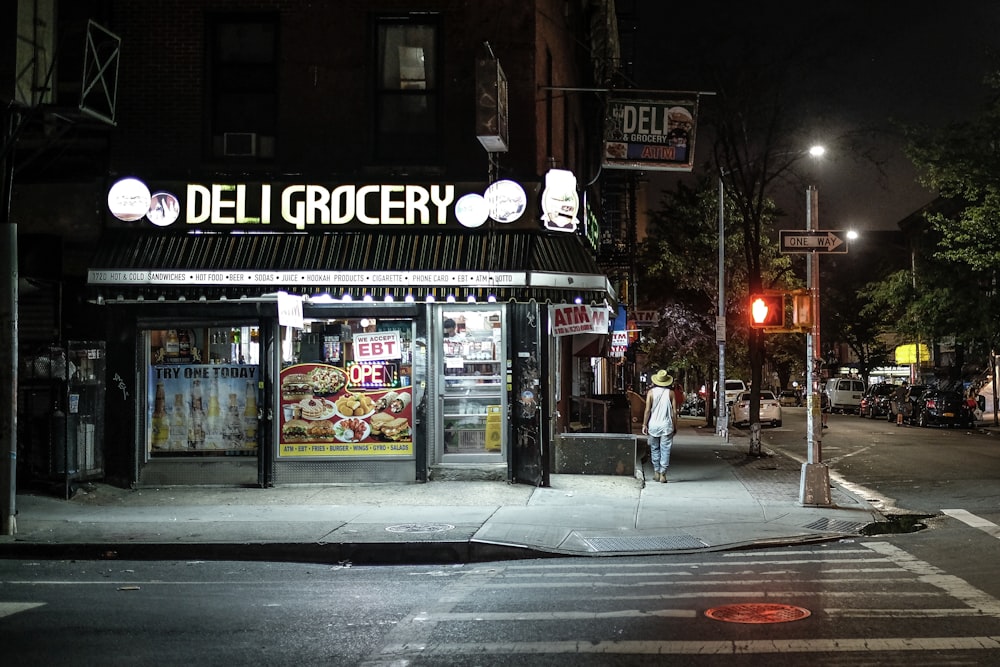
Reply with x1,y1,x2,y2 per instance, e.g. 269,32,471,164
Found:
602,94,698,172
279,363,414,458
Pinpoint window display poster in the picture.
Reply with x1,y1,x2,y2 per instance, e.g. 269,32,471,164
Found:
148,364,260,454
279,363,413,458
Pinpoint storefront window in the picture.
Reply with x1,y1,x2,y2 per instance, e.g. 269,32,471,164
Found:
441,309,504,457
277,317,415,460
146,327,260,457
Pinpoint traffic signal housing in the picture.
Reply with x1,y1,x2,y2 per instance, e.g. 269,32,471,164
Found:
749,292,785,329
791,291,813,328
748,290,812,333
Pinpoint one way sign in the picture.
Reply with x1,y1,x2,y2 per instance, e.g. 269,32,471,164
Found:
779,230,849,254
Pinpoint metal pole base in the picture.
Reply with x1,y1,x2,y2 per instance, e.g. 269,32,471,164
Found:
799,462,832,506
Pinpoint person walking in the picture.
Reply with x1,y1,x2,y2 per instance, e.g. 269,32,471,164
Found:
642,370,677,483
894,381,909,426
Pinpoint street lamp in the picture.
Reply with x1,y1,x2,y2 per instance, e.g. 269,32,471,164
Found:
801,184,831,505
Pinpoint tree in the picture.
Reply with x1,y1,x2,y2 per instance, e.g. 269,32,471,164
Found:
708,76,820,454
901,73,1000,371
636,179,735,408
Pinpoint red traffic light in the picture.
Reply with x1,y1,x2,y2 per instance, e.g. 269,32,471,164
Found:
749,293,785,328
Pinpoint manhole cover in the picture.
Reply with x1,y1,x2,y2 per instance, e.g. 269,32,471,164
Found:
705,603,811,624
385,523,454,533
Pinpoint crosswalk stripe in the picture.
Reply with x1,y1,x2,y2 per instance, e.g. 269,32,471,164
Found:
412,609,697,621
362,543,1000,664
942,508,1000,539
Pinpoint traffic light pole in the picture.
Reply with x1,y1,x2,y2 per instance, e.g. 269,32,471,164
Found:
800,185,832,506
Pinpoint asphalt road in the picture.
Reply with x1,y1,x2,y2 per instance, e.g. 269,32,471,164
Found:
756,406,1000,516
4,410,1000,665
753,406,1000,605
4,541,1000,666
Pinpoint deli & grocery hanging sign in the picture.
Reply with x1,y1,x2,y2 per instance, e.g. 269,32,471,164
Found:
602,93,699,172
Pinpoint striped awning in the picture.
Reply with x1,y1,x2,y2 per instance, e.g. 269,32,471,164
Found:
87,229,615,305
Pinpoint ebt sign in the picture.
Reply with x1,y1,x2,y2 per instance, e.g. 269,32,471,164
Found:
106,177,531,231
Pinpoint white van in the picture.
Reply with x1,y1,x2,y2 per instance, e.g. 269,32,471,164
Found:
825,378,865,414
714,379,747,406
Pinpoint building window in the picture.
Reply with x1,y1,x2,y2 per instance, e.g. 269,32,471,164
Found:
207,15,278,159
374,16,440,164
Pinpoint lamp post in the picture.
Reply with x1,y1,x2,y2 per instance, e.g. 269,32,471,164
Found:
717,175,727,439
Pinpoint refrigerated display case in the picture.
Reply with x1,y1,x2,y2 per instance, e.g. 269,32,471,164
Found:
441,311,504,457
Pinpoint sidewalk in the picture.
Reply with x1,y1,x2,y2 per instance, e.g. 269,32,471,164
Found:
0,423,885,564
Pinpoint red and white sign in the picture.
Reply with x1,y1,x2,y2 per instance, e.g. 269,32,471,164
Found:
352,331,401,362
610,330,628,358
550,304,609,336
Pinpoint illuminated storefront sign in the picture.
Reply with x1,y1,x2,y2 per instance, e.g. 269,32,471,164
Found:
540,169,580,233
106,178,540,231
88,268,527,287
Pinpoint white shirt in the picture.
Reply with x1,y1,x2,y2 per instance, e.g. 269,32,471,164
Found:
646,386,674,437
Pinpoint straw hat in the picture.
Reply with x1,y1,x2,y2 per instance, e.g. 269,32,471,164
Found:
651,370,674,387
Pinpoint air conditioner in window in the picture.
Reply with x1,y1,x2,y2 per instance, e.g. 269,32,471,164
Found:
223,132,257,157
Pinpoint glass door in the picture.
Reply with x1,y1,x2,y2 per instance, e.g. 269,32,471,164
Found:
440,308,504,459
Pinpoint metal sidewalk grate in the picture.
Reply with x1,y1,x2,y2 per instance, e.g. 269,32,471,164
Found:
582,534,708,552
802,517,867,533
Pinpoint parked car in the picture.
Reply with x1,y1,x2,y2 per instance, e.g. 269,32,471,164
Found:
825,378,865,414
778,390,800,407
860,383,895,419
732,390,782,427
888,384,927,424
912,388,975,428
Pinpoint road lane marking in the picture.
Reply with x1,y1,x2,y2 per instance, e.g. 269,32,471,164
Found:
942,508,1000,539
0,602,45,618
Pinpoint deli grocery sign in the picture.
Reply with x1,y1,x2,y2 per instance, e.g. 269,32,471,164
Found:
106,177,544,232
602,93,699,172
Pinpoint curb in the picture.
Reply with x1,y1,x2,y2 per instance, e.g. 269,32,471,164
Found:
0,538,556,565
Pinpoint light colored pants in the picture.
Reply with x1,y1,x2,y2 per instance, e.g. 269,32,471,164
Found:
648,433,673,473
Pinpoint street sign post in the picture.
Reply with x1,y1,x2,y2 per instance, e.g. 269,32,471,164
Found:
779,230,848,254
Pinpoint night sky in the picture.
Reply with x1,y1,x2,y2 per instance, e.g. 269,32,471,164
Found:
630,1,1000,232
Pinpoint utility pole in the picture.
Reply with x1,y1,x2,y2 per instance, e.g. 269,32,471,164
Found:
800,185,831,506
1,105,19,535
716,175,727,440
